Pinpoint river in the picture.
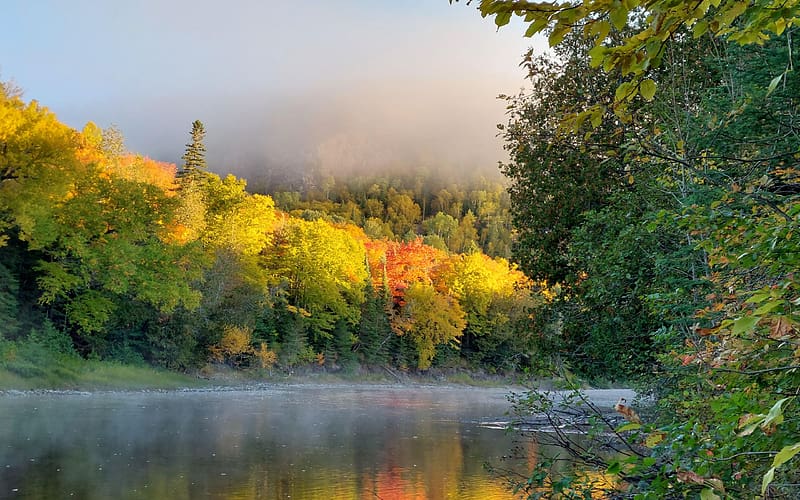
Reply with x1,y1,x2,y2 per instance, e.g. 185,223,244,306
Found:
0,384,634,499
0,385,528,500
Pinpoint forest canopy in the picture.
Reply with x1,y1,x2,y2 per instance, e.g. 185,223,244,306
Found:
0,83,543,375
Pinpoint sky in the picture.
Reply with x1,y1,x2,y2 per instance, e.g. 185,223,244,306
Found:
1,1,543,181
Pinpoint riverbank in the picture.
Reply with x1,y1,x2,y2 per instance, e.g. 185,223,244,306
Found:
0,346,524,391
0,342,548,392
0,338,621,393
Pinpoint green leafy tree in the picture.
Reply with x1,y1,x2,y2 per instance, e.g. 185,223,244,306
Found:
386,191,422,237
499,31,624,283
0,262,20,339
0,87,205,354
463,0,800,495
397,282,466,370
356,282,393,366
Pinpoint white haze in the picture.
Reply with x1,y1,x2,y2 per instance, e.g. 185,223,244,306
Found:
1,1,542,180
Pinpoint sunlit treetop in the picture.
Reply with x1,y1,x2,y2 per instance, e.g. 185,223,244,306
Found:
455,0,800,122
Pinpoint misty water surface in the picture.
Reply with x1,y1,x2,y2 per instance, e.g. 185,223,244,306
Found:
0,385,528,499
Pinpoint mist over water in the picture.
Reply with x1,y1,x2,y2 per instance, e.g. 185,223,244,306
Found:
0,386,522,500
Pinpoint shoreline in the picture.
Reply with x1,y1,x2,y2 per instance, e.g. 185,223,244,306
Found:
0,378,637,413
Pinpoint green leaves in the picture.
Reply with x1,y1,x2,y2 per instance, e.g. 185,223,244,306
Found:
469,0,796,124
609,0,629,30
760,441,800,495
731,314,758,335
773,442,800,469
640,79,657,101
616,422,642,432
766,72,784,96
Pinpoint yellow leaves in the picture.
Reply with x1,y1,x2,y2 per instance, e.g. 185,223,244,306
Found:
253,342,277,370
210,324,252,363
285,305,312,317
211,326,279,370
75,122,106,166
196,173,277,255
645,431,667,448
265,218,368,328
401,282,466,370
445,252,528,312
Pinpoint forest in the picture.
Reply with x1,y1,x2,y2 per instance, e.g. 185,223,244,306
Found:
465,0,799,498
1,0,799,496
0,93,542,377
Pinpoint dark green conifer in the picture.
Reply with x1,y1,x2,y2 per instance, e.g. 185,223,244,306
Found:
179,120,207,183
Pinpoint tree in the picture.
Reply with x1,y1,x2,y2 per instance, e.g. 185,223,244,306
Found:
422,212,458,243
262,219,368,344
500,30,624,283
201,174,276,255
386,191,421,237
457,0,800,122
397,282,466,370
0,86,205,354
460,0,800,494
179,119,207,183
356,282,393,366
443,252,537,370
0,262,20,338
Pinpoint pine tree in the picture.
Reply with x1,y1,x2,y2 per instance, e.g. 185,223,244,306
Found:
356,283,392,366
179,120,207,183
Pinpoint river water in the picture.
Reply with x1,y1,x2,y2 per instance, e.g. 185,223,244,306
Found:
0,385,531,500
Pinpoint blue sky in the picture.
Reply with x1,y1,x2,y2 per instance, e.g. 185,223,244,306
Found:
1,1,542,178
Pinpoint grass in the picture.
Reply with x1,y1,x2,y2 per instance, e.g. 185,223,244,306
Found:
0,341,206,391
0,340,543,392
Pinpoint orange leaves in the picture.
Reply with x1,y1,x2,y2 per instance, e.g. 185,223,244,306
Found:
111,154,177,192
614,397,642,424
366,238,449,304
75,122,105,166
676,470,725,496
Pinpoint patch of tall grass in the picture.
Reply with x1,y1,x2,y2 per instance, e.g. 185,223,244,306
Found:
0,337,204,391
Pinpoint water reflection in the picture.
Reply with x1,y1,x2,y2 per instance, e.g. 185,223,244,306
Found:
0,386,518,499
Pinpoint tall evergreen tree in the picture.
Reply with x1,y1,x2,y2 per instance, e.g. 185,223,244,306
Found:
179,120,207,183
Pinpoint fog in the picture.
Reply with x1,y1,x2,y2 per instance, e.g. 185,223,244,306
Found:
0,387,518,499
1,1,541,182
111,78,520,182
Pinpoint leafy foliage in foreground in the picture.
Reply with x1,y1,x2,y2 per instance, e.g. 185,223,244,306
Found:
482,2,800,497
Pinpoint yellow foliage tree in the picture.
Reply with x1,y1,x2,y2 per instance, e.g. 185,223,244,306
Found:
446,253,529,317
264,218,368,338
399,282,466,370
202,174,277,255
210,325,254,367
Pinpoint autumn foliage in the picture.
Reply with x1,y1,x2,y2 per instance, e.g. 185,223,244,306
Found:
0,84,541,375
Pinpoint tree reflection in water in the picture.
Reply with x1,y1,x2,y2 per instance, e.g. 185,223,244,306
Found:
0,387,525,499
